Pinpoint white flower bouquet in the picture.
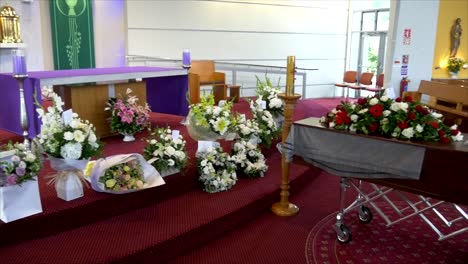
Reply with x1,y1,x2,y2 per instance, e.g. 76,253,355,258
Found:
196,146,237,193
143,127,188,177
255,75,284,118
87,153,165,194
36,92,103,160
35,91,103,201
186,94,236,141
248,98,281,148
231,140,268,178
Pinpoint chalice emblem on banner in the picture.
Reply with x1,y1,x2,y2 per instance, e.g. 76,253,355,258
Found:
55,0,87,69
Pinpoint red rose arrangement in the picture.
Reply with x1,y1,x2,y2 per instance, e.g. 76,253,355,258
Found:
320,95,464,143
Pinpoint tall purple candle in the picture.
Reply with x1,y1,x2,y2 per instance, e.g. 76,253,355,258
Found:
12,49,27,76
182,49,191,67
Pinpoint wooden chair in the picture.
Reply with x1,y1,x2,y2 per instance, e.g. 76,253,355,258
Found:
188,60,240,104
334,71,357,98
347,72,374,98
363,73,384,96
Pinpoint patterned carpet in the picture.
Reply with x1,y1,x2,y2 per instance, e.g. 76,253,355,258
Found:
306,202,468,264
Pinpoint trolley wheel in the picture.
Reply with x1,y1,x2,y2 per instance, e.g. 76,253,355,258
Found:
358,205,373,223
337,224,352,243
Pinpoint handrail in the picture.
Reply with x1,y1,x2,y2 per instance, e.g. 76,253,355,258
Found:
126,54,317,97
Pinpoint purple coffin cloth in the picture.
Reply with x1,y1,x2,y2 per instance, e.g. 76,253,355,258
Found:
0,67,188,138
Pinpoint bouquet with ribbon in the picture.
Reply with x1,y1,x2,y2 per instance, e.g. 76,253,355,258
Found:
35,91,103,201
87,153,165,194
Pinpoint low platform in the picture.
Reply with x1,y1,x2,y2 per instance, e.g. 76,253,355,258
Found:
0,99,318,263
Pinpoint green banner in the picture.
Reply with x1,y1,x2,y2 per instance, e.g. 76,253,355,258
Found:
50,0,95,70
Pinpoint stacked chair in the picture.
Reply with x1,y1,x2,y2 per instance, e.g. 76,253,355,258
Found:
362,73,385,96
334,71,357,99
346,72,374,99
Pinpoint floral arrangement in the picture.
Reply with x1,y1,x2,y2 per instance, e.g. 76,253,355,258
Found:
196,146,237,193
255,76,284,118
36,92,103,160
231,140,268,178
187,94,236,140
0,142,42,186
105,88,151,135
234,115,262,142
447,57,465,73
99,158,146,191
248,97,281,148
143,127,188,173
321,95,464,143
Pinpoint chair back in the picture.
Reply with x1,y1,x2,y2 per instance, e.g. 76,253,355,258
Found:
376,73,384,88
190,60,216,84
359,72,374,85
343,71,357,83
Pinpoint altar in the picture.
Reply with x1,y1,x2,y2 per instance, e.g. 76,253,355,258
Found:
0,66,188,138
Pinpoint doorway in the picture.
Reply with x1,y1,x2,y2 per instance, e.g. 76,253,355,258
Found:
349,8,389,96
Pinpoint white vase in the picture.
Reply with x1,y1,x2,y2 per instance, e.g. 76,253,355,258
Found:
449,71,458,79
122,133,135,142
55,171,84,201
48,156,89,201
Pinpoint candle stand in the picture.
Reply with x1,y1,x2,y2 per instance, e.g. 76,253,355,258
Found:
13,74,31,151
180,64,192,125
271,56,301,216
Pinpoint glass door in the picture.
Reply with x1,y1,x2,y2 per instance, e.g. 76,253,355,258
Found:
349,8,389,89
358,32,386,76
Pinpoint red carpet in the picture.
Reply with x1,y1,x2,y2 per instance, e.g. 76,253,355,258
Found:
1,97,466,263
306,202,468,264
169,171,468,264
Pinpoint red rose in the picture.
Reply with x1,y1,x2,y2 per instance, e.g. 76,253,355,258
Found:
451,129,460,135
397,121,409,129
404,96,413,102
369,123,379,132
336,105,343,111
415,105,424,113
357,98,367,105
438,130,445,137
408,112,416,120
440,136,451,144
336,111,351,125
431,121,439,129
335,115,344,125
369,104,384,118
395,97,402,102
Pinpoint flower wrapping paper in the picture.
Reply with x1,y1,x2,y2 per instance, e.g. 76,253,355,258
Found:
0,177,42,223
89,153,165,194
49,156,89,201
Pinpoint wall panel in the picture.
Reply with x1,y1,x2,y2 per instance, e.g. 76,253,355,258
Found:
126,0,349,98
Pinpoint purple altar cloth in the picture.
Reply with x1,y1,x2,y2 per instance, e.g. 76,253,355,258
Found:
0,67,188,138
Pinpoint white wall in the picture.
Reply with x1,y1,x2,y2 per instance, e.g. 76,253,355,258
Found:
93,0,126,67
385,0,439,98
126,0,350,98
0,0,44,73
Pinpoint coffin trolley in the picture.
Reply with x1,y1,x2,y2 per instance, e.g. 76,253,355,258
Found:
285,117,468,243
